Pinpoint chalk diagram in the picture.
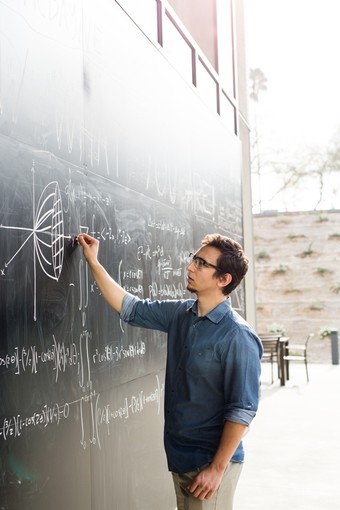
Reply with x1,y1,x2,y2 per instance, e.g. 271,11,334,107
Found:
0,168,71,320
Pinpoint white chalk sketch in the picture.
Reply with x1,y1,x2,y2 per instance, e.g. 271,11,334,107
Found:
0,167,71,320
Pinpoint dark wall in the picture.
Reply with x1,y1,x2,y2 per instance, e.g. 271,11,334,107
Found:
0,1,245,509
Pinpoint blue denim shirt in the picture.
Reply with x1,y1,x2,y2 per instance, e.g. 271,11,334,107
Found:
120,295,263,473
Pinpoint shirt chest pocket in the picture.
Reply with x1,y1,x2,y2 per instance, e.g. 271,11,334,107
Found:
186,346,221,376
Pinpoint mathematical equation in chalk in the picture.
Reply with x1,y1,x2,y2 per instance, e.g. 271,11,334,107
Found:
0,335,147,383
0,375,164,451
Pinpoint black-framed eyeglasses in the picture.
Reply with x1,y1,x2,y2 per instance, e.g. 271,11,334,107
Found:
188,252,222,273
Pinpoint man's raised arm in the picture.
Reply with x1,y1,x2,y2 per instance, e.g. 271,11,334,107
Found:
77,233,127,314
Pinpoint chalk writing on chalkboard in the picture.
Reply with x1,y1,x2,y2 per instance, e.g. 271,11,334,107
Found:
0,373,164,451
0,167,72,320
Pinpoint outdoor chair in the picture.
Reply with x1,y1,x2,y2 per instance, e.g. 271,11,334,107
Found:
283,333,314,383
260,335,280,384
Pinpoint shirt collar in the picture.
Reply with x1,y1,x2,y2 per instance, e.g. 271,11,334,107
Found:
187,298,231,323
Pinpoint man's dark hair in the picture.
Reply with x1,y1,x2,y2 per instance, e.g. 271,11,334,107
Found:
201,233,249,295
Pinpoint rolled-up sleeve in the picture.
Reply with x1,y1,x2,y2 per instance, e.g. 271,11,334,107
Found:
222,327,262,427
120,293,140,322
223,407,257,426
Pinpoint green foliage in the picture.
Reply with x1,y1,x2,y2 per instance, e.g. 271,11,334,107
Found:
329,233,340,240
300,242,314,258
308,303,324,311
316,214,329,223
314,267,333,277
284,287,302,294
319,327,333,338
288,233,306,240
269,323,286,335
256,250,270,261
256,304,265,311
271,264,289,275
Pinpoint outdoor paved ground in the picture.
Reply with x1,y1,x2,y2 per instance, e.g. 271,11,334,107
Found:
234,363,340,509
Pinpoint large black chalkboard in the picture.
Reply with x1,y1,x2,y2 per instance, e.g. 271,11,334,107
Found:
0,2,245,509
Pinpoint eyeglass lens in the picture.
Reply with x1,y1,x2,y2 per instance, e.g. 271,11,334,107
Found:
189,253,219,271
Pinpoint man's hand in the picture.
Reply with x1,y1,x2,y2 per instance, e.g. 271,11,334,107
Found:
77,233,100,267
186,421,246,500
187,464,225,500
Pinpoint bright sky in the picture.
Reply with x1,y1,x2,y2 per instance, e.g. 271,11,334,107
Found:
244,0,340,211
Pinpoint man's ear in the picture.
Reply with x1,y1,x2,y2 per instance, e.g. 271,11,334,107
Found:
218,273,232,289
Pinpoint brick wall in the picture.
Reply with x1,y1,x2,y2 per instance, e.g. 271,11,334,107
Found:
253,210,340,363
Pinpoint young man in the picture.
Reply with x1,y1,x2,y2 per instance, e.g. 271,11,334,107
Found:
77,232,262,510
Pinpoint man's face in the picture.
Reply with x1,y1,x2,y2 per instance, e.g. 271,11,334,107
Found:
186,245,222,295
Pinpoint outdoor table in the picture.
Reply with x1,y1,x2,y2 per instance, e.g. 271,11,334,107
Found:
278,336,290,386
260,335,290,386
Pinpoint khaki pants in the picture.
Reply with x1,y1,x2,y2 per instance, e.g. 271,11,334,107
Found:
172,462,243,510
